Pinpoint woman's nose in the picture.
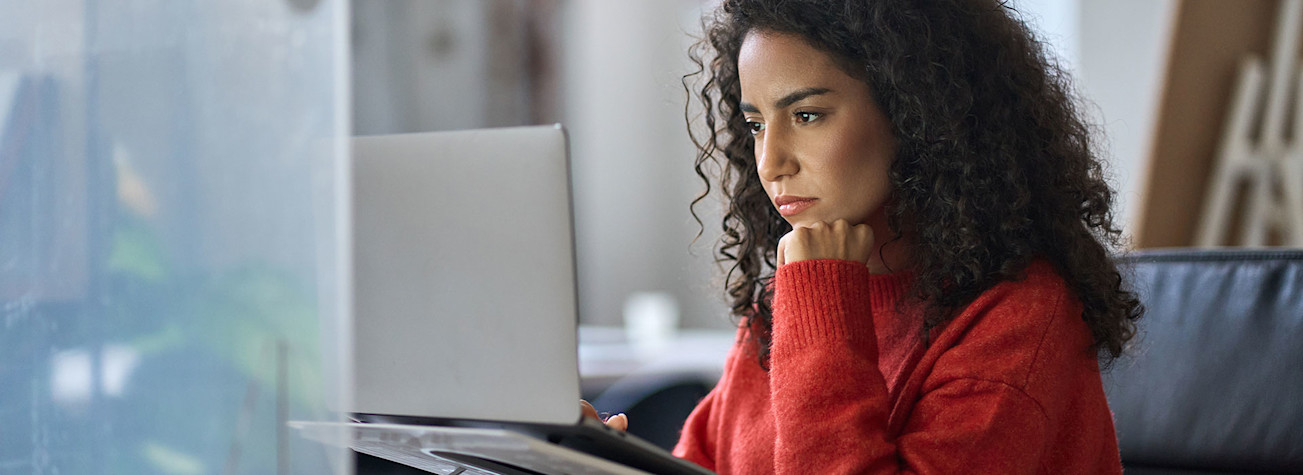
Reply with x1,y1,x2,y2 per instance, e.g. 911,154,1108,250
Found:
756,131,798,182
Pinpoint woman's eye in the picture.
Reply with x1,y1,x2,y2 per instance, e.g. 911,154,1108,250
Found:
795,111,822,123
745,120,765,135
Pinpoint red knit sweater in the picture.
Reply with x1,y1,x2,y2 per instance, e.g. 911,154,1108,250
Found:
672,259,1122,474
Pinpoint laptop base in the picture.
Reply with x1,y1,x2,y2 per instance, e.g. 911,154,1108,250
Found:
292,421,675,475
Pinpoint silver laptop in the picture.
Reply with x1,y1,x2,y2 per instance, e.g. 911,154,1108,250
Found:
344,125,712,474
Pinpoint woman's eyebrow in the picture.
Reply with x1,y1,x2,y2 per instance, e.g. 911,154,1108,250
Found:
740,87,833,113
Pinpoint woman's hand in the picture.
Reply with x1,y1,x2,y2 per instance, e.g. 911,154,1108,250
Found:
580,399,628,431
777,219,875,267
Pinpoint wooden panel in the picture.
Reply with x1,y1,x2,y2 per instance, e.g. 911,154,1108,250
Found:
1136,0,1279,248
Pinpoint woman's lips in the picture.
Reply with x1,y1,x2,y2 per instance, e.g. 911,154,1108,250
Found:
774,196,817,217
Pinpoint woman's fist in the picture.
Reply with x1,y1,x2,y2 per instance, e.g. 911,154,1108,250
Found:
777,219,875,267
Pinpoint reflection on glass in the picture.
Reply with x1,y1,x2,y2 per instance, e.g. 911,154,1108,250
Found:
0,0,350,474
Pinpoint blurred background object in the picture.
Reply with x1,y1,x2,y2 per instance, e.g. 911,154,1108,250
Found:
1165,0,1303,248
0,0,351,473
622,291,682,356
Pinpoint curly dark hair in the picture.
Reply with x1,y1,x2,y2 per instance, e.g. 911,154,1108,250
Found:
686,0,1143,368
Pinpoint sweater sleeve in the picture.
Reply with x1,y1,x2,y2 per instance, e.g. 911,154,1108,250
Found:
672,385,718,471
769,259,1052,474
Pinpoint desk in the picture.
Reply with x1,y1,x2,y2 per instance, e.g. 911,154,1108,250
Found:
577,325,735,400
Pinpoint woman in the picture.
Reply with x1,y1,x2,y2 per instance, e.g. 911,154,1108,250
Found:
594,0,1142,472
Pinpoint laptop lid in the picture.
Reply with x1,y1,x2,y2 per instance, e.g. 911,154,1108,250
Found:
350,125,582,426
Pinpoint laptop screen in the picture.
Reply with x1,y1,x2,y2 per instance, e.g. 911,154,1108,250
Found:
350,125,582,425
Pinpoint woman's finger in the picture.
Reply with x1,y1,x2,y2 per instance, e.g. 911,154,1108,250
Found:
580,400,599,420
605,413,628,431
777,231,791,267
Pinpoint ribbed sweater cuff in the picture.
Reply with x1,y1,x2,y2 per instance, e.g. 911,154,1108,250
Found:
773,259,883,350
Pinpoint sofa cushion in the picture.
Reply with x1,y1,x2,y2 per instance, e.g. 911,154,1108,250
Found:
1105,249,1303,472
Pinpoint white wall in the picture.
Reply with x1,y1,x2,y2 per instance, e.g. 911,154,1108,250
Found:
1017,0,1178,242
1076,0,1177,241
1016,0,1081,72
352,0,537,135
562,0,730,329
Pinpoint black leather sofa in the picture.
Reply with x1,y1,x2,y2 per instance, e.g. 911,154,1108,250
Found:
1105,248,1303,473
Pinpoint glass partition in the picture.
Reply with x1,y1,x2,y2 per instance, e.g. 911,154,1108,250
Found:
0,0,351,473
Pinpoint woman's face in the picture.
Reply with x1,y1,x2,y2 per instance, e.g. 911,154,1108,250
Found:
738,31,897,231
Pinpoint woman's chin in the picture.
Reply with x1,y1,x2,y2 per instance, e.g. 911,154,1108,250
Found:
783,215,841,228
